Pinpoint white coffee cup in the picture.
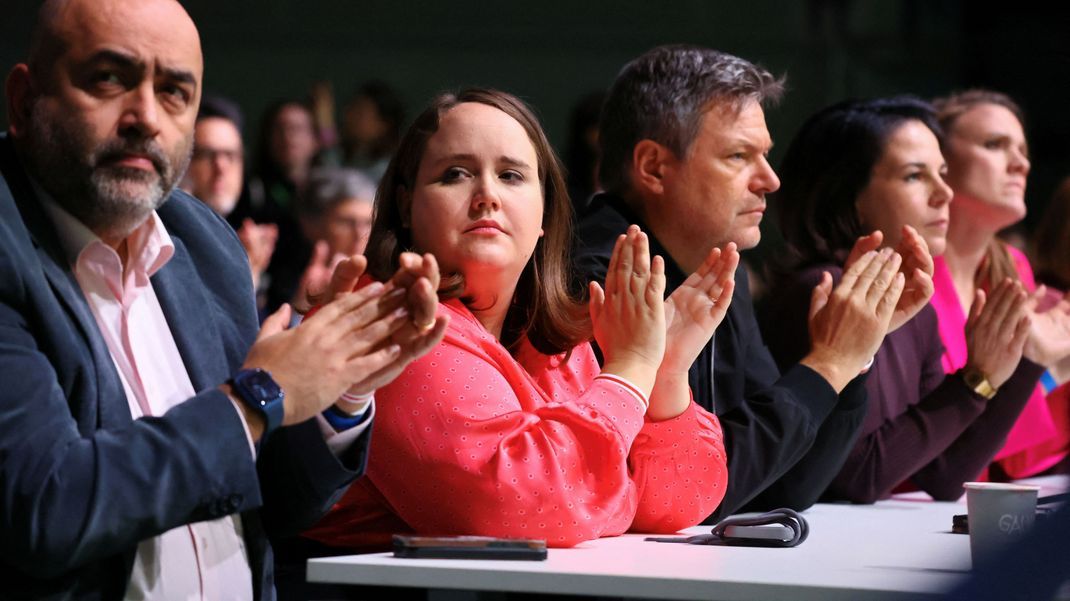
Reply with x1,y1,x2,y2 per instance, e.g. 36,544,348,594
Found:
963,482,1039,568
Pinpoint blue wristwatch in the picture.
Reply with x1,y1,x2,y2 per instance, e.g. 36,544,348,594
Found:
228,368,285,440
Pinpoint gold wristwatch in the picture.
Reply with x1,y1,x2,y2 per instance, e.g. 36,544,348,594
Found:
959,366,998,400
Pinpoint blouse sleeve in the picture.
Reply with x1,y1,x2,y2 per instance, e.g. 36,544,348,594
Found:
366,325,666,547
628,399,727,532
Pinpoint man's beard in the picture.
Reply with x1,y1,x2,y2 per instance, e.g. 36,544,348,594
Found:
22,101,192,242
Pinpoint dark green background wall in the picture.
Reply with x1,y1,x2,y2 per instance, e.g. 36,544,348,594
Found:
3,1,1068,235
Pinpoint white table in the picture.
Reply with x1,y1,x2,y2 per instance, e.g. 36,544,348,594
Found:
308,499,974,600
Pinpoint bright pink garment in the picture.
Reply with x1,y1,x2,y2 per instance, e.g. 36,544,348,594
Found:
304,299,727,549
931,246,1070,477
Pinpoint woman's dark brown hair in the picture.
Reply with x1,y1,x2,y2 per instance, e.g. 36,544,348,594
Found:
934,89,1026,291
365,88,590,355
774,96,943,270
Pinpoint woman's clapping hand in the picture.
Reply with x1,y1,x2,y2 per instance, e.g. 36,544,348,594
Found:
1022,286,1070,368
589,225,666,397
964,279,1030,389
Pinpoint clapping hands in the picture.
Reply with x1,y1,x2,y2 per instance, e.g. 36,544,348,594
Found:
324,251,450,397
963,279,1031,389
590,228,739,420
661,243,738,373
845,226,934,332
240,252,448,434
803,242,905,392
236,218,277,290
589,225,666,397
1023,286,1070,368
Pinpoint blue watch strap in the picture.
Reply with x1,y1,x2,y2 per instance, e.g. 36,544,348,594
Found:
322,402,374,432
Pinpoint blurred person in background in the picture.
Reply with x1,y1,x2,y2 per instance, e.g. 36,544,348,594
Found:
932,89,1070,480
1030,176,1070,436
1032,176,1070,293
242,99,321,314
315,80,406,183
182,95,277,293
290,167,376,313
183,95,245,218
565,90,605,215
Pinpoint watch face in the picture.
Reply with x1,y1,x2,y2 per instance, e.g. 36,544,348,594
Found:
963,370,981,388
961,368,996,399
243,370,282,406
232,368,285,437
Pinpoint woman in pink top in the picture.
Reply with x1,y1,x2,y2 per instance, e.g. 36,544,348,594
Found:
931,89,1070,478
303,88,735,550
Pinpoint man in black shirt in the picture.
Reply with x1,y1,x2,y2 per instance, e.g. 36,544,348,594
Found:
575,45,897,520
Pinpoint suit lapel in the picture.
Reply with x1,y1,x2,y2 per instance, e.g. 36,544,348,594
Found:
2,138,130,431
35,248,132,430
152,235,229,392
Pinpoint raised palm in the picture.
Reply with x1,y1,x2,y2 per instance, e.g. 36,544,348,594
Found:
1025,287,1070,367
844,227,934,333
662,243,739,373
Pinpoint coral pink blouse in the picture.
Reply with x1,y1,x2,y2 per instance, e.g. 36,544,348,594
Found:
931,246,1070,477
303,298,728,549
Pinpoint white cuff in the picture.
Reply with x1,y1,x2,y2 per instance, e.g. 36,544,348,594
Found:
595,373,650,409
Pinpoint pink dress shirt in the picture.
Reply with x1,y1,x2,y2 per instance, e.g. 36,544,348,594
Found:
303,298,728,549
41,198,253,600
931,246,1070,478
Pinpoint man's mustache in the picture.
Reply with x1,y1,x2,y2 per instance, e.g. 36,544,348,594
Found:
93,139,170,177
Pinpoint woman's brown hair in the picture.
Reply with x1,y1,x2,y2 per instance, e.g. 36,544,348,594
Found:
364,88,590,355
933,89,1026,291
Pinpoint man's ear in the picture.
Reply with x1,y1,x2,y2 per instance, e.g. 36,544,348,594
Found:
629,139,675,196
5,64,35,138
398,185,412,228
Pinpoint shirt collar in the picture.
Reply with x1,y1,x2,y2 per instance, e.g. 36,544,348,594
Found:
590,191,688,289
33,178,175,278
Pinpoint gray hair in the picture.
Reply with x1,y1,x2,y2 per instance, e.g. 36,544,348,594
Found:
298,167,377,218
598,44,785,193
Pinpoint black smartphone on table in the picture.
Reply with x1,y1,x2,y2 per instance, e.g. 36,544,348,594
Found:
392,535,548,561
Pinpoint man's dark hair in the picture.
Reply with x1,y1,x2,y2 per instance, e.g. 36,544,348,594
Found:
197,94,244,132
598,44,785,194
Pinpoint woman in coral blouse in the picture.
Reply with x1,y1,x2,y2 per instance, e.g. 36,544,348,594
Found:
303,88,735,550
931,90,1070,479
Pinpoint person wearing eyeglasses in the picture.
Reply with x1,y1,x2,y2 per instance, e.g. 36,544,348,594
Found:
182,95,278,295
